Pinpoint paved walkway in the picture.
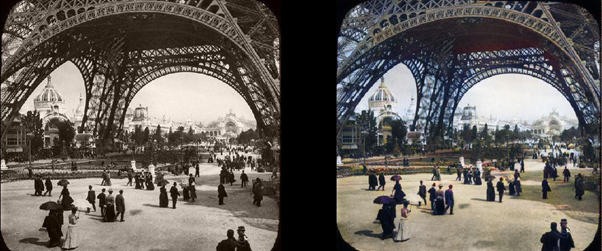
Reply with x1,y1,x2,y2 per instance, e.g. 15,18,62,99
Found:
337,159,598,251
1,163,278,251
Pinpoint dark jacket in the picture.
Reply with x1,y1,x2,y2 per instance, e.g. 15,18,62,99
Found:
378,173,385,185
542,180,551,192
563,169,570,177
418,185,427,197
115,194,125,213
427,187,437,201
35,178,44,191
216,237,242,251
496,181,506,192
445,189,454,206
170,186,180,198
218,184,228,198
45,178,53,190
540,230,560,251
87,190,96,203
97,192,106,206
559,228,575,251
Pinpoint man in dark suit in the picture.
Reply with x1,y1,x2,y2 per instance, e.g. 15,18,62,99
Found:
445,184,454,215
170,182,180,209
218,182,227,205
240,170,249,188
562,166,570,183
427,183,437,210
86,185,96,213
216,229,241,251
115,190,125,222
97,188,106,217
559,219,575,251
34,175,44,196
542,178,551,199
496,178,506,203
540,222,560,250
418,180,427,205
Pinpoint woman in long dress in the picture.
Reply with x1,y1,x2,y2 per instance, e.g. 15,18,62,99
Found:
189,182,197,202
59,185,74,211
42,211,63,247
182,183,190,201
146,173,155,190
63,207,79,249
391,180,405,205
159,185,169,207
486,180,495,201
394,202,411,242
377,203,395,239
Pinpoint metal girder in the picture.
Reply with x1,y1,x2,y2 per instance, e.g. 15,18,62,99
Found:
2,0,280,142
337,0,600,141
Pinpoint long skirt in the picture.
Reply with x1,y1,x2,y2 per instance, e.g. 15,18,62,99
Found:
487,189,495,201
105,178,112,186
508,184,515,195
105,204,116,222
393,219,411,242
182,187,190,200
159,193,169,207
435,198,445,215
61,196,74,211
189,187,197,199
147,182,155,190
63,225,78,249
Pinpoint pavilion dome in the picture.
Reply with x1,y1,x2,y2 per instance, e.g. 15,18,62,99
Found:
368,77,396,103
34,77,64,103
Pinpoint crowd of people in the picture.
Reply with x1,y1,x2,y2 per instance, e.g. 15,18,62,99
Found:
365,153,590,248
34,147,272,250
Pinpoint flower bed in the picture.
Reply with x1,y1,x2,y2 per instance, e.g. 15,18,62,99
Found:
0,170,127,183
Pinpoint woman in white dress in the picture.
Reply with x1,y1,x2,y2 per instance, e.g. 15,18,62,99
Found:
394,201,411,242
63,207,80,249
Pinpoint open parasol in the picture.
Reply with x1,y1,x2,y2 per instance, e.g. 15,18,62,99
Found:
40,201,63,211
158,180,170,187
373,195,395,204
390,175,402,181
57,179,69,186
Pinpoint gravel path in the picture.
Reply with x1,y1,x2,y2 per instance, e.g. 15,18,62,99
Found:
337,160,598,251
1,163,278,251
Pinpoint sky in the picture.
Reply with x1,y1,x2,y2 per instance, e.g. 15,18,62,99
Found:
354,64,578,123
20,62,256,125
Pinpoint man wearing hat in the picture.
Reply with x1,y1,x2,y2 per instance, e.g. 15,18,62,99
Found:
427,183,437,211
540,222,561,250
236,226,252,251
496,178,506,203
218,182,228,205
252,178,263,207
170,182,180,209
445,184,454,215
97,188,106,217
216,229,242,251
115,190,125,222
559,219,575,251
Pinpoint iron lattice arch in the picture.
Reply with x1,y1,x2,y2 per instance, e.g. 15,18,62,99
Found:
337,0,600,140
1,0,280,144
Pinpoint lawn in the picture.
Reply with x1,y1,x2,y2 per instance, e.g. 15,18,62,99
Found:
515,170,599,224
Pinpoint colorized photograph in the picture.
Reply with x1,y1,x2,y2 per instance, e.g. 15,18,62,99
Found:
336,1,600,250
1,0,280,250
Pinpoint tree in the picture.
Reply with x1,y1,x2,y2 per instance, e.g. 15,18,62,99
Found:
21,111,45,156
481,123,489,141
356,109,377,155
461,124,471,143
132,126,143,146
153,125,164,145
143,127,150,145
471,125,478,142
390,118,407,149
513,124,520,141
52,119,75,155
186,126,195,144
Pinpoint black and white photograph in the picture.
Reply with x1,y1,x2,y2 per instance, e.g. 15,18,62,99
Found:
1,0,280,250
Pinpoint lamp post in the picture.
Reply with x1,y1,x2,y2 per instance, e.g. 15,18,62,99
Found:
361,130,368,173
